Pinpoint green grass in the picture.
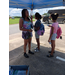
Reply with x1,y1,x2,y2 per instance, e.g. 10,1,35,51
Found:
9,18,35,25
9,18,20,25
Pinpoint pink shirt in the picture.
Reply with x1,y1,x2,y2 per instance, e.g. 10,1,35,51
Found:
50,22,58,34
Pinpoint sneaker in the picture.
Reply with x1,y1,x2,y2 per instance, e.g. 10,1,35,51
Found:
24,53,29,58
29,50,34,54
34,47,38,50
35,49,40,52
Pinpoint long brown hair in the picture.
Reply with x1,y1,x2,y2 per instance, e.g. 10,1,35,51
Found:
21,9,30,21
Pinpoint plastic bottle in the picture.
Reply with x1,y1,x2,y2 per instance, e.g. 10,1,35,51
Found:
49,42,51,44
30,10,33,18
30,10,33,17
47,25,50,26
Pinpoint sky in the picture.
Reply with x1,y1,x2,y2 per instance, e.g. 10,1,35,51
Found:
9,6,65,17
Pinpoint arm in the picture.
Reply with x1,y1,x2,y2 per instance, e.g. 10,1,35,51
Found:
31,16,33,23
48,25,52,27
19,18,32,32
34,26,40,30
30,16,34,29
34,21,40,30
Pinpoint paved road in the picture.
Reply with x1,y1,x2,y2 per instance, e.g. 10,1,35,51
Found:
9,24,21,35
9,22,35,35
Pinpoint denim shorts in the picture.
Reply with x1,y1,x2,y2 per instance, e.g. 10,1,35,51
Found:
51,33,57,40
35,32,39,39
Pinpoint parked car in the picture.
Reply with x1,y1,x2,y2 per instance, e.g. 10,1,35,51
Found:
43,9,65,24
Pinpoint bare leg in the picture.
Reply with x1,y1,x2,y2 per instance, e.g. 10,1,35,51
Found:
28,38,34,54
28,38,32,51
51,40,55,55
24,39,29,58
24,39,28,53
36,38,40,50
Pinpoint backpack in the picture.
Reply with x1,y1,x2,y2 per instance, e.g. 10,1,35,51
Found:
37,23,45,36
56,25,62,39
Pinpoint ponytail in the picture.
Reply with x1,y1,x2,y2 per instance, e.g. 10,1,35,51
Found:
35,12,42,20
51,13,59,20
54,13,59,17
39,15,42,19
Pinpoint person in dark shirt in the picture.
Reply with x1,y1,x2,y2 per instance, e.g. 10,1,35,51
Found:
34,12,42,52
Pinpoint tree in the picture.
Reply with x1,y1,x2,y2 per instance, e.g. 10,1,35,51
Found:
43,13,47,15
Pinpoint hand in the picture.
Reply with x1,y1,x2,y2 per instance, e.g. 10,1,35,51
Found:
28,29,33,32
33,26,35,29
48,39,51,42
48,25,52,27
31,16,33,19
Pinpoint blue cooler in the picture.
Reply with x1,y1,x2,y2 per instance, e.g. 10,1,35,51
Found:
9,65,30,75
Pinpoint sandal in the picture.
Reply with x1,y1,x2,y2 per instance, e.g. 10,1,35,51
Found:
48,51,55,53
29,50,34,55
47,54,54,58
24,53,29,58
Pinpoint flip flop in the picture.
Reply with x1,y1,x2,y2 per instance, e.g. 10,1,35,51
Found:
47,54,54,58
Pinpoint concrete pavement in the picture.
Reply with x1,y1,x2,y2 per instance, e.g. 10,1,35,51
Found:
9,24,65,75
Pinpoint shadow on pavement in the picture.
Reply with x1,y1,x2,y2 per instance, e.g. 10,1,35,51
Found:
9,43,65,75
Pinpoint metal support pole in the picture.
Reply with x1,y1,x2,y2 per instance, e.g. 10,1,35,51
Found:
30,9,33,23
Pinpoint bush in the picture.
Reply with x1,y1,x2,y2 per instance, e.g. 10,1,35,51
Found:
14,16,21,18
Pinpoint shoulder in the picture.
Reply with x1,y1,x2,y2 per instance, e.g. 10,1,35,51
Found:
19,18,23,26
52,22,58,26
19,18,23,22
52,23,55,26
